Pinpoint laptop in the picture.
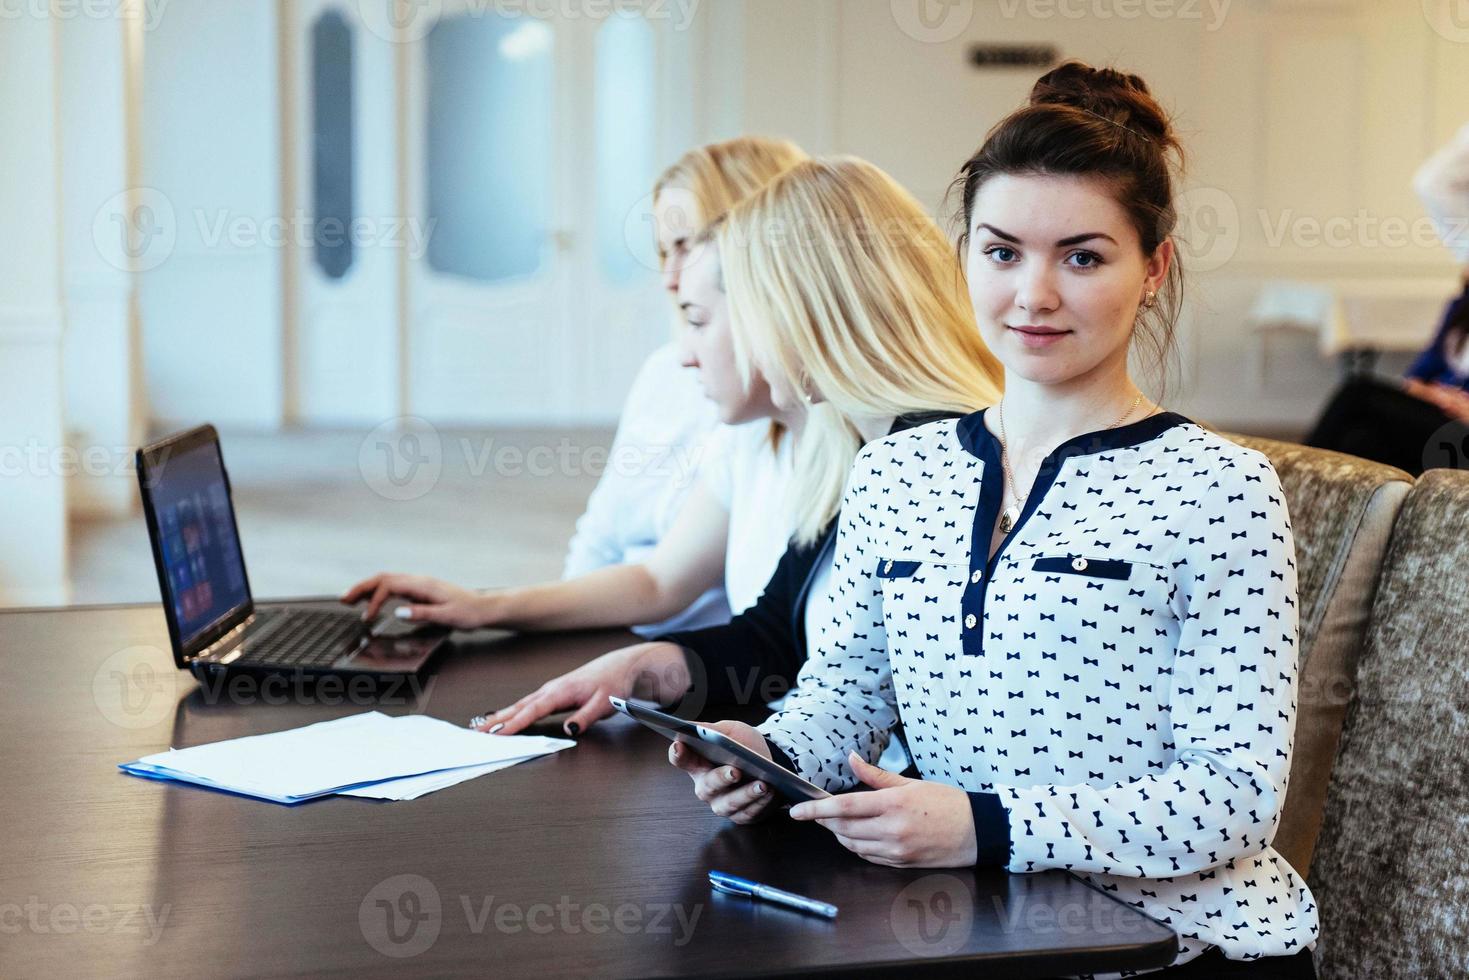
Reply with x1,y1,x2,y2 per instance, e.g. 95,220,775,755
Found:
137,424,449,686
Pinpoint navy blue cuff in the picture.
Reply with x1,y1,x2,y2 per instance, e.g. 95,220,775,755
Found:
967,792,1011,867
765,741,797,775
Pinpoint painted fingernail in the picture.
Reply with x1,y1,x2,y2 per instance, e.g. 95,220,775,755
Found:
488,722,504,734
725,768,738,784
394,607,413,619
565,721,580,736
754,783,765,794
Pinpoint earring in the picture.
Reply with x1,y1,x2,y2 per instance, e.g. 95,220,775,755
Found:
798,373,817,406
1142,289,1157,310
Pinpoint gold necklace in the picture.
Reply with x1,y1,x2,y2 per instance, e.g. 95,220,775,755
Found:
996,392,1145,535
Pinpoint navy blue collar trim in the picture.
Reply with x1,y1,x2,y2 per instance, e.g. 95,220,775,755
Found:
955,408,1192,463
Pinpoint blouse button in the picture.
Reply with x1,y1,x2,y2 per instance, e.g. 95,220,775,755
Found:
884,560,893,574
970,569,983,584
1072,557,1088,572
964,614,977,629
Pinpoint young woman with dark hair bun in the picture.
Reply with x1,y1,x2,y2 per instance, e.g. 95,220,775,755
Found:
680,62,1319,978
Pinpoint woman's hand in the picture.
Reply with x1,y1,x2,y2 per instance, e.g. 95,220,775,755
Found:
669,720,778,825
340,573,494,630
475,642,692,737
788,752,977,868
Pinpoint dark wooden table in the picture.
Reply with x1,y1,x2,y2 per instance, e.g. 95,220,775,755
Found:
0,602,1177,978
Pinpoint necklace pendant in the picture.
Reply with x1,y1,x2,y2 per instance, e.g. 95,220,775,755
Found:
999,505,1021,534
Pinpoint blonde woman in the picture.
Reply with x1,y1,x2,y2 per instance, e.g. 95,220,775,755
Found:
562,137,809,633
476,157,1003,739
345,137,805,638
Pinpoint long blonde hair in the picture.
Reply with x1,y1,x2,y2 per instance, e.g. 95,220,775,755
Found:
715,157,1004,545
652,137,810,257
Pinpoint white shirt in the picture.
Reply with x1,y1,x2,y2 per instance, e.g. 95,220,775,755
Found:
562,342,729,635
761,412,1319,971
1414,122,1469,264
698,420,797,615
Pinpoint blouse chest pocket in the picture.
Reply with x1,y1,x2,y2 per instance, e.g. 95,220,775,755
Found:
1030,555,1134,580
1006,551,1172,610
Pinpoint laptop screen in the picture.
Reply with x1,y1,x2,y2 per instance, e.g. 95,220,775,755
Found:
149,438,251,647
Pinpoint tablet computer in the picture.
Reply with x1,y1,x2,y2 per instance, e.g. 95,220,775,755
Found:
608,696,831,803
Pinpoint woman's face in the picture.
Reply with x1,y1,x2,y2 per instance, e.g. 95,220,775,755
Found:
965,173,1171,388
654,187,704,297
676,246,776,424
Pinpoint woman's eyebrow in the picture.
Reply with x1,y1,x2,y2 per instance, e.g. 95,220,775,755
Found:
976,223,1019,243
977,223,1119,248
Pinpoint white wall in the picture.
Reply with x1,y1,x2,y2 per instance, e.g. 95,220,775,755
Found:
59,13,143,517
140,0,283,430
0,11,69,606
724,0,1469,431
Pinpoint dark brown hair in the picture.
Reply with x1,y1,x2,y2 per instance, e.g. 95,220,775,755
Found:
951,61,1184,393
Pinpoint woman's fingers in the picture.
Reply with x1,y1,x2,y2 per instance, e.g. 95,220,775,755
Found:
668,740,717,777
340,575,381,606
710,779,773,819
691,765,744,803
494,685,580,736
560,691,615,737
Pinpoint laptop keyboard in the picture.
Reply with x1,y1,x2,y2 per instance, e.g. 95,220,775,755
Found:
234,609,366,668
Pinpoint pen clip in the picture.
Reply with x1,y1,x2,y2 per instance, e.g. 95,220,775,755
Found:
708,871,754,897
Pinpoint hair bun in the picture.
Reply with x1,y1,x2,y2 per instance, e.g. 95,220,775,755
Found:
1029,60,1173,146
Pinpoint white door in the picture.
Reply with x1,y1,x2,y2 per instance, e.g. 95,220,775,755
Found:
288,0,402,426
400,3,695,426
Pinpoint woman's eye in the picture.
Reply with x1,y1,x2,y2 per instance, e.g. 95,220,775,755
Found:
1066,250,1103,268
982,245,1018,264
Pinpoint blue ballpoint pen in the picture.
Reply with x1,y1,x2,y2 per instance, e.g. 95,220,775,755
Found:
708,871,838,918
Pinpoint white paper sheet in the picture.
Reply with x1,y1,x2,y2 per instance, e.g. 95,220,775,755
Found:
119,711,574,804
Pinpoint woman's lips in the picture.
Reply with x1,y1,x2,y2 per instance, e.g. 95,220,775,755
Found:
1008,325,1071,349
